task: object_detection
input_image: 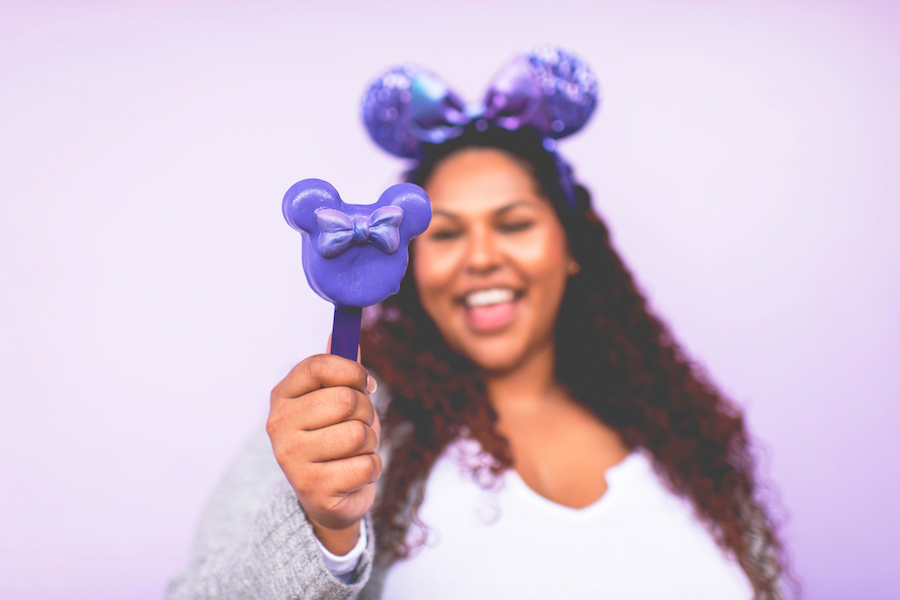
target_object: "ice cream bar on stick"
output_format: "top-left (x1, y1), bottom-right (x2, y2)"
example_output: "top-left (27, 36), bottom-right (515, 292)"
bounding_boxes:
top-left (282, 179), bottom-right (432, 360)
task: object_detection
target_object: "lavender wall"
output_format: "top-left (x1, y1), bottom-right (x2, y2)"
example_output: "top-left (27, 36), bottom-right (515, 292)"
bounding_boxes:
top-left (1, 1), bottom-right (897, 598)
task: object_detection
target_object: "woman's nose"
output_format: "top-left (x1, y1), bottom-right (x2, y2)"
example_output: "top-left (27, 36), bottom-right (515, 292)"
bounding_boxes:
top-left (465, 226), bottom-right (501, 275)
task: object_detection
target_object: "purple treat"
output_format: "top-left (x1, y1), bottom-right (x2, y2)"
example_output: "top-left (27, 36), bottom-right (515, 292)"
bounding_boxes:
top-left (282, 179), bottom-right (431, 359)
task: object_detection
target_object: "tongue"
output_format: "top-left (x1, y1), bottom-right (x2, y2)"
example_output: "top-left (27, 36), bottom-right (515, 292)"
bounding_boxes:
top-left (466, 301), bottom-right (516, 331)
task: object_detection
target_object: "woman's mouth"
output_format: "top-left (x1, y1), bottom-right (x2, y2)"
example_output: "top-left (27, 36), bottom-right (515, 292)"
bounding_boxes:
top-left (461, 287), bottom-right (520, 332)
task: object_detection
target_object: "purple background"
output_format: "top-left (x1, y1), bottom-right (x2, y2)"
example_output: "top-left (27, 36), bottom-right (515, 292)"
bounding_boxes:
top-left (1, 1), bottom-right (897, 598)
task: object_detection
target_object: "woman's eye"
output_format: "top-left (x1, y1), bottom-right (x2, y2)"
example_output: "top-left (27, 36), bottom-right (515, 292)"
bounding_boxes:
top-left (498, 221), bottom-right (534, 233)
top-left (429, 229), bottom-right (464, 241)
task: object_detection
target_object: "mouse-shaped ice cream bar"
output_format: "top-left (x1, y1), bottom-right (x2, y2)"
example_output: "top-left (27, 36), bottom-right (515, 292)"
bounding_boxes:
top-left (282, 179), bottom-right (431, 360)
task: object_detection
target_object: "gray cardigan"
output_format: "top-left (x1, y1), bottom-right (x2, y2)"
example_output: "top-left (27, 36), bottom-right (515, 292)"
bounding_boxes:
top-left (166, 429), bottom-right (386, 600)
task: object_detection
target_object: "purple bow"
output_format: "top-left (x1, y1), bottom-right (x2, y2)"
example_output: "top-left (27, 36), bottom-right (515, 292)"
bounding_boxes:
top-left (315, 206), bottom-right (403, 258)
top-left (362, 46), bottom-right (599, 159)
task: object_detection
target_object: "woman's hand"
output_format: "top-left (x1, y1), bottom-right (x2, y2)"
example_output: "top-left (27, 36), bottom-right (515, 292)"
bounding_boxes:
top-left (267, 354), bottom-right (381, 555)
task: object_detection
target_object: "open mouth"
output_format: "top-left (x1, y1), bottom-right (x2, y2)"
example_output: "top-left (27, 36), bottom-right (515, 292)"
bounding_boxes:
top-left (460, 287), bottom-right (520, 332)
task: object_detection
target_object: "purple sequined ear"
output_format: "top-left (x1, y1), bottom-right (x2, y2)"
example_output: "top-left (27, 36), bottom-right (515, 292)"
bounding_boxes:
top-left (282, 179), bottom-right (431, 308)
top-left (506, 46), bottom-right (599, 140)
top-left (362, 66), bottom-right (468, 159)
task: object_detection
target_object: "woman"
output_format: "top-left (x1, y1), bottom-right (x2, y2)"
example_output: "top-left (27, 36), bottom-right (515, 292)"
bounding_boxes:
top-left (168, 49), bottom-right (790, 599)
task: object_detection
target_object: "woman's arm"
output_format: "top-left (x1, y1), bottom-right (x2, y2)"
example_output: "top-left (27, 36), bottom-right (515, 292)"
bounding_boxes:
top-left (165, 428), bottom-right (375, 600)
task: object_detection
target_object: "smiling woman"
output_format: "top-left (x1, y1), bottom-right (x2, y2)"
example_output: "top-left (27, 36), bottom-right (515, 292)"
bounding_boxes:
top-left (167, 48), bottom-right (793, 600)
top-left (359, 124), bottom-right (787, 598)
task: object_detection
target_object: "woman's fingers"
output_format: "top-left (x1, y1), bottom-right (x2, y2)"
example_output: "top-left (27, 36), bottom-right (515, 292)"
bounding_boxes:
top-left (272, 353), bottom-right (370, 401)
top-left (305, 453), bottom-right (384, 495)
top-left (267, 389), bottom-right (378, 464)
top-left (301, 420), bottom-right (379, 462)
top-left (281, 386), bottom-right (376, 432)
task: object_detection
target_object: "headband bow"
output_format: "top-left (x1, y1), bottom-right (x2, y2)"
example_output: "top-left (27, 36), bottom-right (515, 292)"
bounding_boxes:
top-left (362, 46), bottom-right (599, 160)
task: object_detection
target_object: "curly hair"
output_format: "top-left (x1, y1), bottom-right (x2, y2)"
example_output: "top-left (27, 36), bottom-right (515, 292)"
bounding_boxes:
top-left (360, 125), bottom-right (793, 599)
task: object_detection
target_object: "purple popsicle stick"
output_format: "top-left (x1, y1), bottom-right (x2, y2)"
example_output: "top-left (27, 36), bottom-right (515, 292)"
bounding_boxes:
top-left (330, 306), bottom-right (362, 361)
top-left (282, 179), bottom-right (431, 360)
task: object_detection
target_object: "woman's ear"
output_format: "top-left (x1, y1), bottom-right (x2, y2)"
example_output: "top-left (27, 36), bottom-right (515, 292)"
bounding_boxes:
top-left (567, 257), bottom-right (581, 276)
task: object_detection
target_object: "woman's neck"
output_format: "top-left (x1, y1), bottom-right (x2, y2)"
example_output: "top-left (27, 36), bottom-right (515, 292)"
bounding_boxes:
top-left (485, 340), bottom-right (569, 419)
top-left (483, 337), bottom-right (630, 509)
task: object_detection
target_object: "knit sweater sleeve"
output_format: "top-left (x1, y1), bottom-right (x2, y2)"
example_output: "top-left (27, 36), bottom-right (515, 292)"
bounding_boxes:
top-left (166, 429), bottom-right (375, 600)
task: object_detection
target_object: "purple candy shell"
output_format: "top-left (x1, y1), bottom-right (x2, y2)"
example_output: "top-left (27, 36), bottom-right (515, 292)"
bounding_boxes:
top-left (282, 179), bottom-right (431, 308)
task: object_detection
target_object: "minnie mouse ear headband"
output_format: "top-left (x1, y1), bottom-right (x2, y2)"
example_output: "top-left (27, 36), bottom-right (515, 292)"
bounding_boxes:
top-left (362, 46), bottom-right (599, 210)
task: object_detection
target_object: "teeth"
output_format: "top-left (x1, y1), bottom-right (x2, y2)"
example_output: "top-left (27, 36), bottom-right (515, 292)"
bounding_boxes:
top-left (464, 288), bottom-right (515, 308)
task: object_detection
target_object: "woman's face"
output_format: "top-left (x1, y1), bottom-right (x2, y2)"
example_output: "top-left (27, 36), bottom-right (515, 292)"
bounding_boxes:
top-left (414, 147), bottom-right (577, 374)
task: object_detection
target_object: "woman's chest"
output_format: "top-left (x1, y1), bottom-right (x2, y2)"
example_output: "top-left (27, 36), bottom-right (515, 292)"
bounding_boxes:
top-left (379, 444), bottom-right (752, 600)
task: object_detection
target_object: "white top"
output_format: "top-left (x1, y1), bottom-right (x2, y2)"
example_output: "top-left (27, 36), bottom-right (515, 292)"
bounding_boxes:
top-left (379, 439), bottom-right (753, 599)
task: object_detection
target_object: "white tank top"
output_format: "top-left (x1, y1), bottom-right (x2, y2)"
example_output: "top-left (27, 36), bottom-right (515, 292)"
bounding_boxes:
top-left (381, 439), bottom-right (753, 599)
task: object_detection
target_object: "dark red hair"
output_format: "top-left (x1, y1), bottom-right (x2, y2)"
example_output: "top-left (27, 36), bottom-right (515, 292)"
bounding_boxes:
top-left (361, 126), bottom-right (793, 599)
